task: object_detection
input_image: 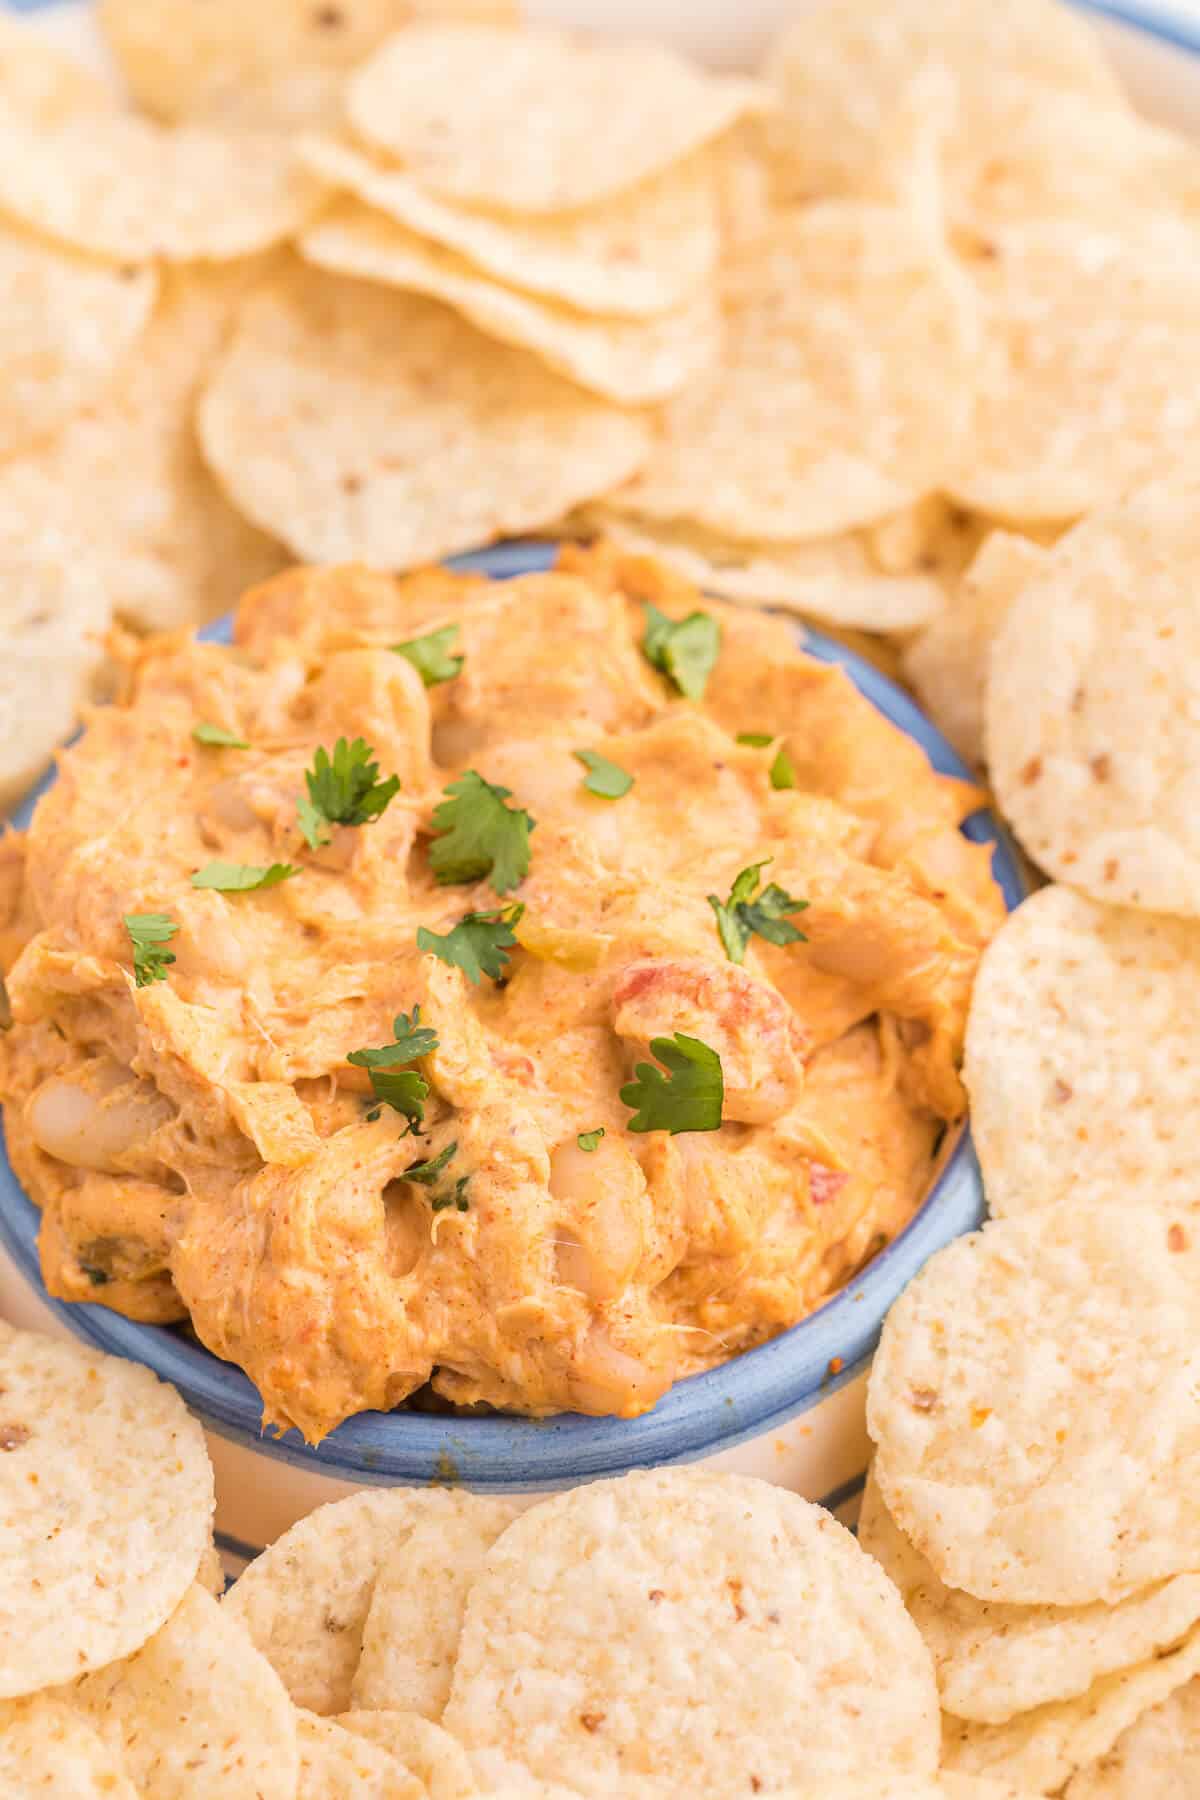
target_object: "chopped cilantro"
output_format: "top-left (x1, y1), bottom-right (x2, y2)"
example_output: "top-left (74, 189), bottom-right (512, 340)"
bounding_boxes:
top-left (298, 737), bottom-right (401, 848)
top-left (431, 1176), bottom-right (470, 1214)
top-left (417, 903), bottom-right (524, 986)
top-left (641, 602), bottom-right (721, 701)
top-left (427, 771), bottom-right (535, 894)
top-left (573, 749), bottom-right (634, 799)
top-left (736, 731), bottom-right (797, 791)
top-left (620, 1033), bottom-right (724, 1135)
top-left (770, 746), bottom-right (796, 790)
top-left (190, 861), bottom-right (298, 892)
top-left (348, 1006), bottom-right (437, 1129)
top-left (577, 1128), bottom-right (605, 1152)
top-left (403, 1141), bottom-right (457, 1185)
top-left (123, 912), bottom-right (178, 988)
top-left (708, 859), bottom-right (808, 964)
top-left (393, 624), bottom-right (464, 687)
top-left (192, 721), bottom-right (248, 749)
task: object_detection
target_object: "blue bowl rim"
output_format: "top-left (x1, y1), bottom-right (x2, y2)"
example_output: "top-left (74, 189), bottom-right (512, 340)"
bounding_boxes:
top-left (0, 539), bottom-right (1026, 1491)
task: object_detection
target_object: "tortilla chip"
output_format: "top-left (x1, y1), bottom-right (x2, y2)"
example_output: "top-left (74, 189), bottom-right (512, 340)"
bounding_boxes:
top-left (0, 221), bottom-right (156, 459)
top-left (443, 1468), bottom-right (940, 1791)
top-left (942, 1632), bottom-right (1200, 1795)
top-left (0, 553), bottom-right (111, 813)
top-left (0, 16), bottom-right (114, 121)
top-left (0, 260), bottom-right (286, 639)
top-left (0, 1695), bottom-right (138, 1799)
top-left (300, 200), bottom-right (719, 406)
top-left (97, 0), bottom-right (516, 125)
top-left (868, 1207), bottom-right (1200, 1607)
top-left (1065, 1676), bottom-right (1200, 1798)
top-left (296, 1712), bottom-right (426, 1798)
top-left (606, 201), bottom-right (980, 542)
top-left (860, 1467), bottom-right (1200, 1726)
top-left (351, 1501), bottom-right (522, 1719)
top-left (0, 1324), bottom-right (213, 1696)
top-left (223, 1487), bottom-right (522, 1717)
top-left (965, 886), bottom-right (1200, 1231)
top-left (77, 1583), bottom-right (298, 1800)
top-left (902, 530), bottom-right (1049, 771)
top-left (336, 1713), bottom-right (475, 1800)
top-left (761, 0), bottom-right (1125, 201)
top-left (299, 134), bottom-right (720, 319)
top-left (348, 24), bottom-right (763, 212)
top-left (0, 102), bottom-right (322, 263)
top-left (986, 477), bottom-right (1200, 914)
top-left (950, 223), bottom-right (1200, 524)
top-left (571, 509), bottom-right (944, 631)
top-left (197, 262), bottom-right (652, 568)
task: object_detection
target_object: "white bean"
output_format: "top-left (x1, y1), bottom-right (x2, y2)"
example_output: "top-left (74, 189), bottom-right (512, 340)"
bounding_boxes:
top-left (28, 1066), bottom-right (175, 1173)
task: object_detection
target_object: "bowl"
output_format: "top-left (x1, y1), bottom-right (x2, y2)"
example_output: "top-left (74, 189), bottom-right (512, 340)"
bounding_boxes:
top-left (0, 540), bottom-right (1025, 1550)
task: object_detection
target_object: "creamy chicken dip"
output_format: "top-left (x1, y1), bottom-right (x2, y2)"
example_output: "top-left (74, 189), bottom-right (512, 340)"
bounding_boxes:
top-left (0, 546), bottom-right (1004, 1439)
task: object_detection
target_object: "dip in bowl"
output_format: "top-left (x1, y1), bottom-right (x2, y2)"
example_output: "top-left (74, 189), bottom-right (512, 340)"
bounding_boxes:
top-left (0, 541), bottom-right (1023, 1528)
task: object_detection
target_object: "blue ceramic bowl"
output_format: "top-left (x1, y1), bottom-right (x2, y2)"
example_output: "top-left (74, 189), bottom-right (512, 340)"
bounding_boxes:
top-left (0, 541), bottom-right (1025, 1494)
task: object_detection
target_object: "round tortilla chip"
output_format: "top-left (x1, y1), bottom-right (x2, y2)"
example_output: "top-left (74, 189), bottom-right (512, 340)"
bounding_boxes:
top-left (762, 0), bottom-right (1125, 200)
top-left (986, 478), bottom-right (1200, 915)
top-left (197, 262), bottom-right (652, 569)
top-left (0, 104), bottom-right (322, 264)
top-left (0, 17), bottom-right (115, 122)
top-left (351, 1500), bottom-right (522, 1720)
top-left (0, 221), bottom-right (157, 459)
top-left (949, 224), bottom-right (1200, 524)
top-left (76, 1582), bottom-right (298, 1800)
top-left (941, 1631), bottom-right (1200, 1795)
top-left (347, 24), bottom-right (763, 213)
top-left (859, 1467), bottom-right (1200, 1725)
top-left (0, 260), bottom-right (286, 637)
top-left (296, 1711), bottom-right (425, 1799)
top-left (300, 201), bottom-right (720, 407)
top-left (945, 77), bottom-right (1200, 238)
top-left (1065, 1675), bottom-right (1200, 1798)
top-left (572, 508), bottom-right (944, 630)
top-left (965, 886), bottom-right (1200, 1228)
top-left (97, 0), bottom-right (516, 126)
top-left (868, 1206), bottom-right (1200, 1607)
top-left (902, 530), bottom-right (1050, 771)
top-left (606, 200), bottom-right (980, 543)
top-left (443, 1468), bottom-right (941, 1791)
top-left (298, 135), bottom-right (720, 320)
top-left (224, 1486), bottom-right (522, 1717)
top-left (0, 1695), bottom-right (138, 1799)
top-left (0, 552), bottom-right (111, 813)
top-left (0, 1324), bottom-right (213, 1696)
top-left (337, 1713), bottom-right (475, 1800)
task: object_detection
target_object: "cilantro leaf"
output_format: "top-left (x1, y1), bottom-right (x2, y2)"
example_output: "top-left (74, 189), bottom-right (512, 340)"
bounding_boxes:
top-left (123, 913), bottom-right (178, 988)
top-left (641, 603), bottom-right (721, 701)
top-left (299, 737), bottom-right (401, 848)
top-left (363, 1067), bottom-right (429, 1127)
top-left (577, 1128), bottom-right (605, 1152)
top-left (348, 1007), bottom-right (436, 1128)
top-left (620, 1033), bottom-right (724, 1135)
top-left (403, 1140), bottom-right (457, 1185)
top-left (735, 731), bottom-right (797, 791)
top-left (192, 721), bottom-right (248, 749)
top-left (770, 746), bottom-right (796, 790)
top-left (427, 771), bottom-right (535, 894)
top-left (191, 861), bottom-right (298, 892)
top-left (573, 749), bottom-right (633, 800)
top-left (347, 1005), bottom-right (439, 1070)
top-left (393, 624), bottom-right (464, 687)
top-left (708, 859), bottom-right (808, 964)
top-left (417, 903), bottom-right (524, 986)
top-left (431, 1176), bottom-right (470, 1214)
